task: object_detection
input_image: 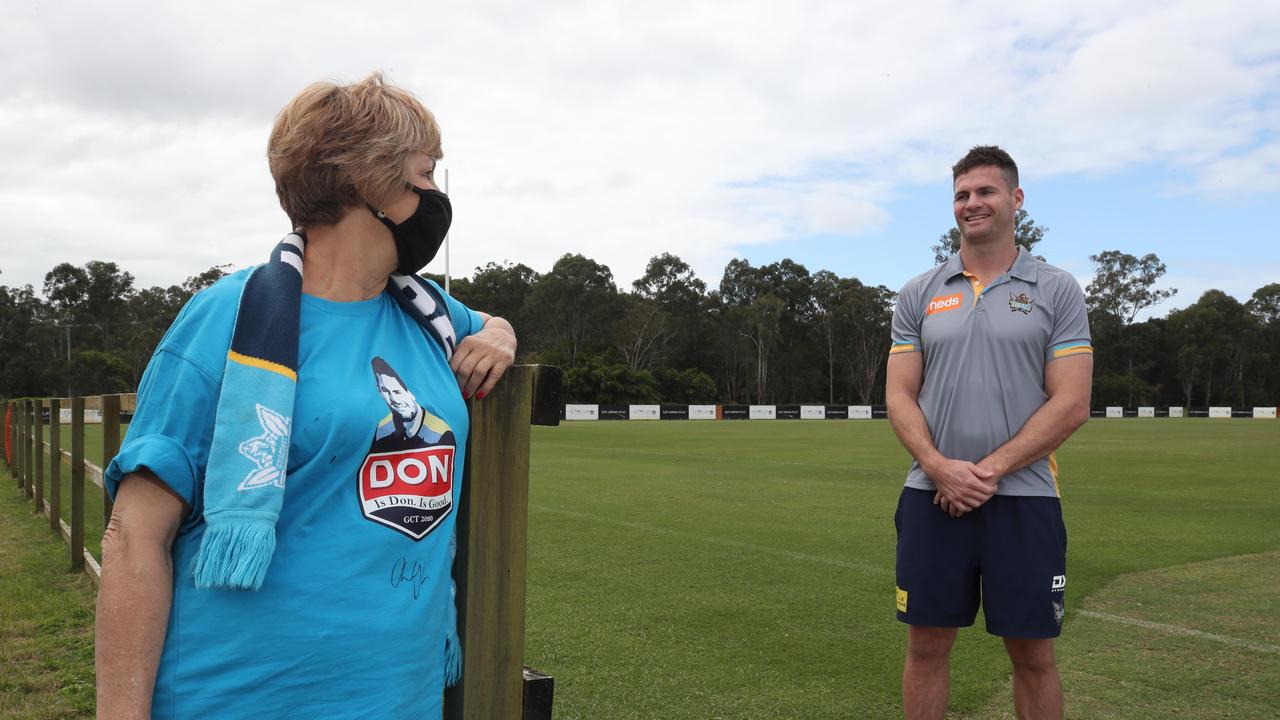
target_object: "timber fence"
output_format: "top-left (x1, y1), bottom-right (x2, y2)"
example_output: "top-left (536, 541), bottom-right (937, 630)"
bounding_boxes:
top-left (4, 394), bottom-right (124, 581)
top-left (2, 363), bottom-right (562, 720)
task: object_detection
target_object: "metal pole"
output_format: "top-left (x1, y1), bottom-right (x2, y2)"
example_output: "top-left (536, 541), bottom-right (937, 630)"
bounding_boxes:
top-left (444, 167), bottom-right (450, 294)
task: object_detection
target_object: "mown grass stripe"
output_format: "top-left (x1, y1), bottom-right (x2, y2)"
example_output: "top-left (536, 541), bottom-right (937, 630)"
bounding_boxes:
top-left (532, 503), bottom-right (893, 575)
top-left (1078, 609), bottom-right (1280, 654)
top-left (538, 441), bottom-right (903, 478)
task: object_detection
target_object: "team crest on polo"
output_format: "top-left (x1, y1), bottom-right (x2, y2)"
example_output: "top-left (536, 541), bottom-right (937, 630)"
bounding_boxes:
top-left (357, 357), bottom-right (457, 541)
top-left (1008, 292), bottom-right (1035, 314)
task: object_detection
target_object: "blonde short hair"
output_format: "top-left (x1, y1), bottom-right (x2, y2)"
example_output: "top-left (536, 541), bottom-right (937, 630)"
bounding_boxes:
top-left (267, 72), bottom-right (442, 227)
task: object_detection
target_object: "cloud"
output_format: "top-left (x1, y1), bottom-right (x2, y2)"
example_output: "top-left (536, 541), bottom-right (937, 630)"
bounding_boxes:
top-left (0, 0), bottom-right (1276, 299)
top-left (1195, 139), bottom-right (1280, 195)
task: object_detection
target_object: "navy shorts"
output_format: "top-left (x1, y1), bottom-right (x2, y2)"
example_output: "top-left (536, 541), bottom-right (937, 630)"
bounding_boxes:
top-left (894, 487), bottom-right (1067, 638)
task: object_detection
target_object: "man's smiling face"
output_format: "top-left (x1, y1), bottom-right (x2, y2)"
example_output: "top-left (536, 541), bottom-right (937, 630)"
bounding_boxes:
top-left (377, 374), bottom-right (417, 422)
top-left (953, 164), bottom-right (1023, 246)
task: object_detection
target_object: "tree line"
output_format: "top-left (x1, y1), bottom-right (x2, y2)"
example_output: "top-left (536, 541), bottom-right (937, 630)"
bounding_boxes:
top-left (2, 216), bottom-right (1277, 407)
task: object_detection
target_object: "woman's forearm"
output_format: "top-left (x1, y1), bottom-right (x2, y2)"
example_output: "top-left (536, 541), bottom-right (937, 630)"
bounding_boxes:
top-left (96, 472), bottom-right (184, 719)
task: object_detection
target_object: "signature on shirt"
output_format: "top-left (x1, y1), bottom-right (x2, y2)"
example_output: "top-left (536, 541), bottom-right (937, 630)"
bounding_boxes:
top-left (390, 556), bottom-right (429, 600)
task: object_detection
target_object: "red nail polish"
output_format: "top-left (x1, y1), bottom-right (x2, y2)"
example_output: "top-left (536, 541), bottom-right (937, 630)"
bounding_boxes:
top-left (462, 391), bottom-right (470, 400)
top-left (476, 391), bottom-right (486, 399)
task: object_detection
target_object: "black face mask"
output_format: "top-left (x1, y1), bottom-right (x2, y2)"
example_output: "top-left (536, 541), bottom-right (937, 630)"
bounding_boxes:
top-left (372, 187), bottom-right (452, 275)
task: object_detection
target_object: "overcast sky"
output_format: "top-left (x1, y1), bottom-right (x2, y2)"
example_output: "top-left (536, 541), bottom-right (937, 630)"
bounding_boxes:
top-left (2, 0), bottom-right (1277, 317)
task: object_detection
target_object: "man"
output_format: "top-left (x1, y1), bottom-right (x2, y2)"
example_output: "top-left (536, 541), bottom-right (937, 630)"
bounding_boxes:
top-left (886, 145), bottom-right (1093, 720)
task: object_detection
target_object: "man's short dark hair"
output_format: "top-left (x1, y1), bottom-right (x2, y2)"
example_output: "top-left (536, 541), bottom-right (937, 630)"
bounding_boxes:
top-left (371, 356), bottom-right (405, 388)
top-left (952, 145), bottom-right (1019, 190)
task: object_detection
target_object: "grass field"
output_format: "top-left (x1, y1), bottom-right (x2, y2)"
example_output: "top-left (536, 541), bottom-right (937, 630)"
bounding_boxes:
top-left (0, 473), bottom-right (96, 718)
top-left (3, 418), bottom-right (1278, 718)
top-left (521, 419), bottom-right (1279, 719)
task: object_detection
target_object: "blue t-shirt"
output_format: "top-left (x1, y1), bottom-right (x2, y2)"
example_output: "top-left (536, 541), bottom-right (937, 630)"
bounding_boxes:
top-left (106, 269), bottom-right (483, 719)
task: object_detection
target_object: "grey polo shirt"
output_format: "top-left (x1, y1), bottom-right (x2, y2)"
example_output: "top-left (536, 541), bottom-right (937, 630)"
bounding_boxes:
top-left (889, 247), bottom-right (1092, 497)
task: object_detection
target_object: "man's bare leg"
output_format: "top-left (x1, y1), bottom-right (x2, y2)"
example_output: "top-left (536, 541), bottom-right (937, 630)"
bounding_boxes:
top-left (1003, 637), bottom-right (1062, 720)
top-left (903, 626), bottom-right (957, 720)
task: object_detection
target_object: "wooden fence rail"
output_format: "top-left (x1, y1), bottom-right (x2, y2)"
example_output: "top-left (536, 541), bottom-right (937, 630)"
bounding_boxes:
top-left (3, 395), bottom-right (120, 583)
top-left (2, 363), bottom-right (560, 719)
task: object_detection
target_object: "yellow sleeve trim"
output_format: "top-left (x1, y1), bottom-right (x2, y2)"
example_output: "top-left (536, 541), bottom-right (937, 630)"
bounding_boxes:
top-left (227, 349), bottom-right (298, 381)
top-left (889, 343), bottom-right (917, 355)
top-left (1054, 345), bottom-right (1094, 359)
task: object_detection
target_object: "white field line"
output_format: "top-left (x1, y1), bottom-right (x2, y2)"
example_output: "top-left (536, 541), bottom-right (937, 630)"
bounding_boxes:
top-left (531, 504), bottom-right (893, 576)
top-left (538, 442), bottom-right (903, 479)
top-left (1077, 609), bottom-right (1280, 655)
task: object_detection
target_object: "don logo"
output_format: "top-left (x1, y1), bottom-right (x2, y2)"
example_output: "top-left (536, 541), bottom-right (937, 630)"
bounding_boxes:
top-left (357, 356), bottom-right (459, 541)
top-left (358, 447), bottom-right (455, 540)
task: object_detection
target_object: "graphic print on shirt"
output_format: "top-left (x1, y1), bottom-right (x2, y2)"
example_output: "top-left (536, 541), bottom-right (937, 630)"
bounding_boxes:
top-left (357, 356), bottom-right (456, 541)
top-left (1008, 292), bottom-right (1036, 315)
top-left (926, 293), bottom-right (963, 315)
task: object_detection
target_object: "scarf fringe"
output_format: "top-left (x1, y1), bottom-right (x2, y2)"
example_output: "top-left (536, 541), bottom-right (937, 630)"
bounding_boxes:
top-left (192, 520), bottom-right (277, 590)
top-left (444, 578), bottom-right (462, 686)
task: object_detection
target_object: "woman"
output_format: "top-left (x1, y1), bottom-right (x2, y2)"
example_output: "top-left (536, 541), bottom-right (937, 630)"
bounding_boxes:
top-left (96, 73), bottom-right (516, 719)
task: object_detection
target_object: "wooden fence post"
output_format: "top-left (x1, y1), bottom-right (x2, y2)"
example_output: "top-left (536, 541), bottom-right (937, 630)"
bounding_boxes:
top-left (5, 401), bottom-right (11, 476)
top-left (11, 400), bottom-right (21, 488)
top-left (33, 399), bottom-right (45, 514)
top-left (15, 401), bottom-right (24, 490)
top-left (444, 364), bottom-right (561, 720)
top-left (5, 401), bottom-right (12, 477)
top-left (7, 401), bottom-right (16, 480)
top-left (10, 401), bottom-right (16, 486)
top-left (71, 397), bottom-right (85, 572)
top-left (49, 398), bottom-right (61, 534)
top-left (23, 400), bottom-right (34, 499)
top-left (4, 401), bottom-right (11, 478)
top-left (102, 394), bottom-right (121, 526)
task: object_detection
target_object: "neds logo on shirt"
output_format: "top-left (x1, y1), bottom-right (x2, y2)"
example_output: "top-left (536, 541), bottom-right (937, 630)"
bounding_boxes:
top-left (358, 356), bottom-right (457, 541)
top-left (926, 293), bottom-right (963, 315)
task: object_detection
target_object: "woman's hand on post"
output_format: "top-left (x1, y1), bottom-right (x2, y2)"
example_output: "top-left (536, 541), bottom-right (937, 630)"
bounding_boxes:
top-left (450, 314), bottom-right (517, 399)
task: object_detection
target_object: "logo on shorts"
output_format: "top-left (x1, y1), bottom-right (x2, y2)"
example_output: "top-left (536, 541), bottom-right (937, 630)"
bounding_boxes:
top-left (896, 587), bottom-right (909, 613)
top-left (926, 293), bottom-right (963, 315)
top-left (1051, 574), bottom-right (1066, 592)
top-left (1009, 292), bottom-right (1035, 315)
top-left (1052, 601), bottom-right (1065, 626)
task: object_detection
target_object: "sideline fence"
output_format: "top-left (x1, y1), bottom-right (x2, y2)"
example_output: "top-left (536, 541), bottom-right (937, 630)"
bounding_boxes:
top-left (2, 363), bottom-right (562, 720)
top-left (5, 395), bottom-right (116, 580)
top-left (557, 403), bottom-right (1280, 421)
